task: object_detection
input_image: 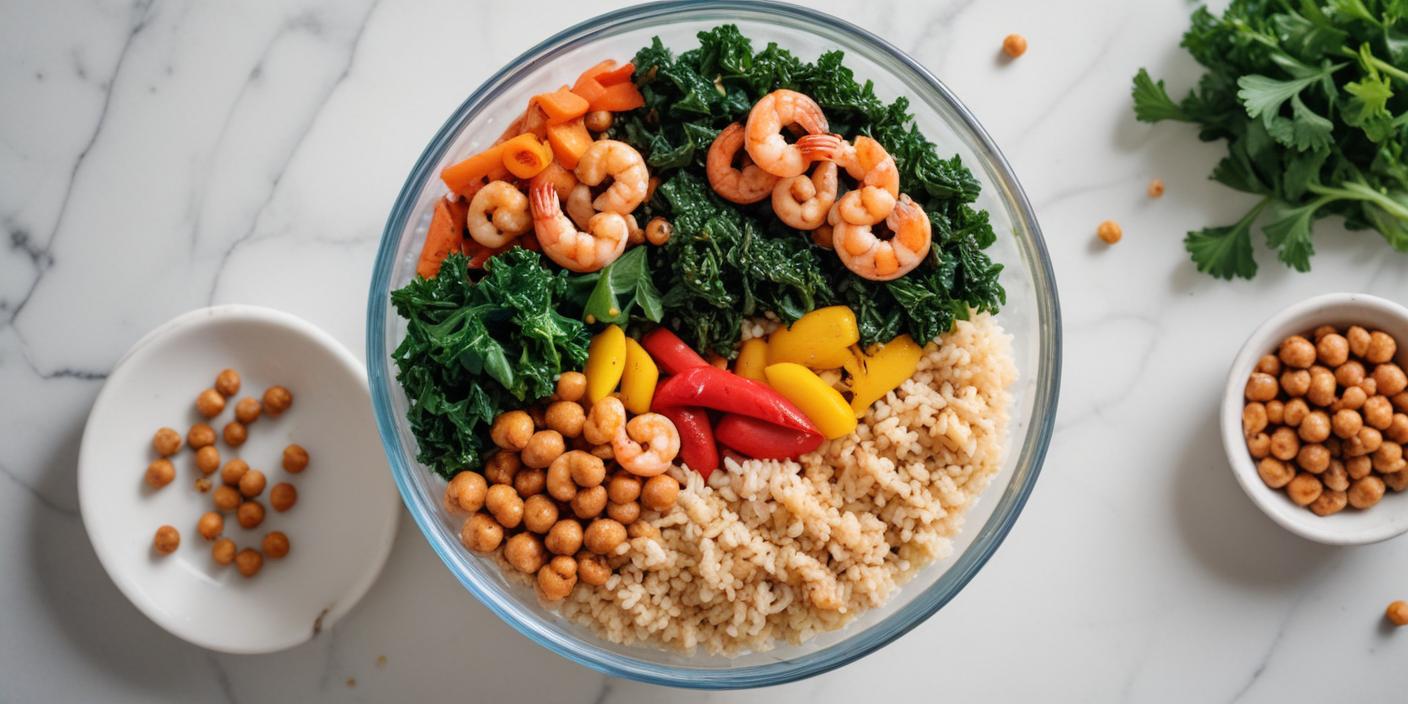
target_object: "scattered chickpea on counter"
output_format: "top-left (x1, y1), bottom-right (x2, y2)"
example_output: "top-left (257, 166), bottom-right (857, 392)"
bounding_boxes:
top-left (1388, 600), bottom-right (1408, 627)
top-left (1097, 220), bottom-right (1122, 245)
top-left (1001, 33), bottom-right (1027, 59)
top-left (1147, 179), bottom-right (1164, 198)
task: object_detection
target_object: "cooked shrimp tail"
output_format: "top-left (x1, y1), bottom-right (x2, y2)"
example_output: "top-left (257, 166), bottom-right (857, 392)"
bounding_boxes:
top-left (529, 180), bottom-right (629, 273)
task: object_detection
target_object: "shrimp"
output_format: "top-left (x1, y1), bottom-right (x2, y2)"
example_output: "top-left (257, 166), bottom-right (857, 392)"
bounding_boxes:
top-left (744, 89), bottom-right (830, 178)
top-left (529, 180), bottom-right (628, 273)
top-left (466, 180), bottom-right (532, 248)
top-left (797, 134), bottom-right (899, 224)
top-left (771, 161), bottom-right (837, 231)
top-left (707, 122), bottom-right (778, 204)
top-left (833, 194), bottom-right (932, 281)
top-left (574, 140), bottom-right (649, 215)
top-left (583, 397), bottom-right (626, 445)
top-left (569, 179), bottom-right (644, 245)
top-left (612, 413), bottom-right (680, 477)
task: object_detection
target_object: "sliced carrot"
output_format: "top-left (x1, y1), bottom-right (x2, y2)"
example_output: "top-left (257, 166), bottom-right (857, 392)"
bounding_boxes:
top-left (595, 62), bottom-right (634, 86)
top-left (572, 60), bottom-right (618, 93)
top-left (587, 82), bottom-right (645, 112)
top-left (546, 118), bottom-right (592, 169)
top-left (441, 144), bottom-right (509, 197)
top-left (499, 133), bottom-right (553, 179)
top-left (417, 197), bottom-right (468, 279)
top-left (532, 87), bottom-right (590, 126)
top-left (570, 77), bottom-right (608, 107)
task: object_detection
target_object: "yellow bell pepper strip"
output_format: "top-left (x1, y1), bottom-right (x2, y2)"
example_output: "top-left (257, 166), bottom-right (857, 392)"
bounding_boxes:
top-left (766, 305), bottom-right (860, 370)
top-left (619, 337), bottom-right (659, 414)
top-left (499, 133), bottom-right (553, 179)
top-left (733, 338), bottom-right (769, 383)
top-left (846, 335), bottom-right (923, 417)
top-left (584, 325), bottom-right (627, 403)
top-left (764, 363), bottom-right (857, 440)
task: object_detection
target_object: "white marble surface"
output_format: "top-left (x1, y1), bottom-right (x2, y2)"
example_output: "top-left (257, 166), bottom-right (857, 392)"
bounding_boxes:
top-left (4, 0), bottom-right (1408, 701)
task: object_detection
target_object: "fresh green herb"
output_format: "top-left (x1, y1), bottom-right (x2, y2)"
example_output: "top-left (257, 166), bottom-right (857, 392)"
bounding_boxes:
top-left (1133, 0), bottom-right (1408, 279)
top-left (391, 250), bottom-right (589, 477)
top-left (570, 246), bottom-right (665, 326)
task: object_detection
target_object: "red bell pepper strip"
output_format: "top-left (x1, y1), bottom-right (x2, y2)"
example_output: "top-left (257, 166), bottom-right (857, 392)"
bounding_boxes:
top-left (657, 406), bottom-right (718, 478)
top-left (715, 414), bottom-right (824, 459)
top-left (640, 328), bottom-right (710, 375)
top-left (652, 366), bottom-right (820, 436)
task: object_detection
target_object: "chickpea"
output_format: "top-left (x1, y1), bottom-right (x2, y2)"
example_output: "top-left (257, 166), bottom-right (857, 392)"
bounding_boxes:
top-left (1298, 411), bottom-right (1330, 443)
top-left (555, 372), bottom-right (587, 403)
top-left (236, 501), bottom-right (265, 529)
top-left (1336, 360), bottom-right (1366, 388)
top-left (187, 423), bottom-right (216, 449)
top-left (1283, 398), bottom-right (1310, 427)
top-left (195, 445), bottom-right (221, 475)
top-left (1001, 33), bottom-right (1028, 58)
top-left (641, 475), bottom-right (680, 512)
top-left (1254, 354), bottom-right (1282, 376)
top-left (153, 525), bottom-right (180, 554)
top-left (1147, 179), bottom-right (1165, 198)
top-left (1373, 441), bottom-right (1405, 473)
top-left (221, 458), bottom-right (248, 486)
top-left (1389, 413), bottom-right (1408, 444)
top-left (1374, 364), bottom-right (1408, 396)
top-left (1322, 460), bottom-right (1350, 491)
top-left (213, 485), bottom-right (241, 512)
top-left (1347, 454), bottom-right (1373, 480)
top-left (222, 422), bottom-right (247, 448)
top-left (485, 484), bottom-right (524, 529)
top-left (197, 512), bottom-right (223, 540)
top-left (235, 548), bottom-right (263, 578)
top-left (238, 469), bottom-right (266, 498)
top-left (589, 443), bottom-right (614, 461)
top-left (1315, 333), bottom-right (1350, 367)
top-left (607, 474), bottom-right (641, 504)
top-left (1312, 325), bottom-right (1339, 341)
top-left (1306, 367), bottom-right (1336, 407)
top-left (461, 513), bottom-right (504, 553)
top-left (1364, 395), bottom-right (1394, 430)
top-left (545, 401), bottom-right (586, 439)
top-left (1279, 335), bottom-right (1317, 369)
top-left (572, 485), bottom-right (608, 519)
top-left (196, 388), bottom-right (226, 418)
top-left (504, 533), bottom-right (546, 574)
top-left (229, 398), bottom-right (259, 425)
top-left (282, 444), bottom-right (309, 473)
top-left (1332, 409), bottom-right (1363, 439)
top-left (548, 451), bottom-right (598, 502)
top-left (1265, 400), bottom-right (1285, 425)
top-left (627, 520), bottom-right (660, 542)
top-left (584, 518), bottom-right (627, 555)
top-left (484, 451), bottom-right (521, 485)
top-left (1245, 373), bottom-right (1277, 402)
top-left (545, 519), bottom-right (584, 555)
top-left (1394, 391), bottom-right (1408, 412)
top-left (1360, 426), bottom-right (1384, 455)
top-left (522, 430), bottom-right (566, 469)
top-left (523, 494), bottom-right (559, 534)
top-left (1327, 435), bottom-right (1343, 458)
top-left (1286, 473), bottom-right (1323, 506)
top-left (1308, 489), bottom-right (1347, 517)
top-left (1347, 325), bottom-right (1372, 358)
top-left (262, 385), bottom-right (293, 415)
top-left (1280, 369), bottom-right (1311, 398)
top-left (607, 500), bottom-right (641, 525)
top-left (262, 531), bottom-right (290, 559)
top-left (1361, 378), bottom-right (1379, 396)
top-left (577, 551), bottom-right (612, 586)
top-left (1367, 331), bottom-right (1398, 364)
top-left (536, 555), bottom-right (578, 601)
top-left (1349, 475), bottom-right (1387, 509)
top-left (1242, 403), bottom-right (1268, 436)
top-left (570, 455), bottom-right (606, 488)
top-left (1387, 601), bottom-right (1408, 627)
top-left (270, 482), bottom-right (298, 512)
top-left (215, 368), bottom-right (241, 397)
top-left (514, 467), bottom-right (546, 497)
top-left (1269, 427), bottom-right (1300, 461)
top-left (152, 427), bottom-right (182, 456)
top-left (1335, 385), bottom-right (1367, 412)
top-left (1296, 443), bottom-right (1330, 474)
top-left (645, 217), bottom-right (673, 246)
top-left (145, 459), bottom-right (176, 489)
top-left (1385, 468), bottom-right (1408, 492)
top-left (212, 538), bottom-right (236, 565)
top-left (491, 410), bottom-right (534, 451)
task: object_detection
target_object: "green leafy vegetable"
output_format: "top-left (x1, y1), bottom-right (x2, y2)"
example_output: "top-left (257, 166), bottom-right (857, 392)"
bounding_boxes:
top-left (1132, 1), bottom-right (1408, 278)
top-left (572, 246), bottom-right (664, 326)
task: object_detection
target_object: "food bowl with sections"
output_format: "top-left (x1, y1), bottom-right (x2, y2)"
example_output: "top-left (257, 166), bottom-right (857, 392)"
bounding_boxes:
top-left (367, 0), bottom-right (1059, 689)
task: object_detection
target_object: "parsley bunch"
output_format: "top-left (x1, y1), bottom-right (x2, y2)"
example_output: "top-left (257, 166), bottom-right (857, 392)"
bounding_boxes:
top-left (1133, 0), bottom-right (1408, 279)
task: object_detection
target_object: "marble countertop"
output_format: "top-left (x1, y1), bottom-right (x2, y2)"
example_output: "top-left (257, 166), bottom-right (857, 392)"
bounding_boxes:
top-left (5, 0), bottom-right (1408, 701)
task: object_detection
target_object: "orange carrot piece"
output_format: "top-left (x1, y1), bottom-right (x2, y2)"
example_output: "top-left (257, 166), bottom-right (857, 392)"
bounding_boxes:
top-left (587, 81), bottom-right (645, 112)
top-left (499, 133), bottom-right (553, 179)
top-left (570, 78), bottom-right (608, 106)
top-left (441, 144), bottom-right (509, 197)
top-left (546, 118), bottom-right (592, 169)
top-left (417, 197), bottom-right (467, 279)
top-left (572, 60), bottom-right (617, 92)
top-left (533, 87), bottom-right (590, 125)
top-left (595, 62), bottom-right (634, 86)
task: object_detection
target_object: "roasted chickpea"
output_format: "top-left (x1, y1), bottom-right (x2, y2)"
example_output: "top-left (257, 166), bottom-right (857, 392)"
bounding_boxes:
top-left (262, 385), bottom-right (293, 415)
top-left (548, 451), bottom-right (597, 502)
top-left (555, 372), bottom-right (587, 403)
top-left (1332, 409), bottom-right (1363, 439)
top-left (1361, 378), bottom-right (1379, 396)
top-left (1298, 411), bottom-right (1331, 443)
top-left (222, 422), bottom-right (247, 448)
top-left (607, 474), bottom-right (641, 504)
top-left (145, 459), bottom-right (176, 488)
top-left (1283, 398), bottom-right (1310, 427)
top-left (545, 401), bottom-right (586, 439)
top-left (1286, 473), bottom-right (1323, 506)
top-left (607, 500), bottom-right (641, 524)
top-left (1309, 489), bottom-right (1347, 517)
top-left (1316, 333), bottom-right (1350, 367)
top-left (1280, 369), bottom-right (1311, 398)
top-left (1265, 400), bottom-right (1285, 425)
top-left (1349, 475), bottom-right (1387, 509)
top-left (213, 485), bottom-right (241, 512)
top-left (1335, 385), bottom-right (1368, 412)
top-left (1296, 443), bottom-right (1330, 473)
top-left (461, 513), bottom-right (504, 553)
top-left (215, 368), bottom-right (241, 397)
top-left (1387, 601), bottom-right (1408, 626)
top-left (645, 217), bottom-right (673, 246)
top-left (514, 467), bottom-right (546, 497)
top-left (1347, 325), bottom-right (1372, 357)
top-left (1358, 427), bottom-right (1384, 455)
top-left (262, 531), bottom-right (290, 559)
top-left (1245, 373), bottom-right (1278, 402)
top-left (153, 525), bottom-right (180, 554)
top-left (270, 482), bottom-right (298, 512)
top-left (1367, 331), bottom-right (1398, 364)
top-left (152, 427), bottom-right (182, 456)
top-left (282, 443), bottom-right (309, 473)
top-left (1269, 427), bottom-right (1300, 461)
top-left (230, 397), bottom-right (259, 425)
top-left (577, 551), bottom-right (612, 586)
top-left (1336, 360), bottom-right (1366, 388)
top-left (187, 423), bottom-right (216, 449)
top-left (570, 455), bottom-right (606, 488)
top-left (238, 469), bottom-right (266, 498)
top-left (572, 485), bottom-right (608, 519)
top-left (1323, 460), bottom-right (1350, 491)
top-left (1254, 354), bottom-right (1282, 376)
top-left (491, 410), bottom-right (534, 451)
top-left (1373, 441), bottom-right (1405, 473)
top-left (221, 458), bottom-right (248, 486)
top-left (197, 511), bottom-right (223, 540)
top-left (545, 519), bottom-right (584, 555)
top-left (1374, 364), bottom-right (1408, 397)
top-left (236, 501), bottom-right (265, 529)
top-left (484, 451), bottom-right (521, 485)
top-left (641, 475), bottom-right (680, 512)
top-left (523, 494), bottom-right (559, 534)
top-left (195, 445), bottom-right (221, 475)
top-left (1389, 413), bottom-right (1408, 444)
top-left (485, 484), bottom-right (524, 529)
top-left (522, 430), bottom-right (566, 469)
top-left (583, 109), bottom-right (613, 133)
top-left (1364, 395), bottom-right (1394, 430)
top-left (196, 388), bottom-right (226, 418)
top-left (1242, 403), bottom-right (1268, 436)
top-left (212, 538), bottom-right (236, 565)
top-left (235, 548), bottom-right (263, 577)
top-left (1394, 391), bottom-right (1408, 412)
top-left (536, 555), bottom-right (578, 601)
top-left (627, 520), bottom-right (660, 542)
top-left (584, 518), bottom-right (627, 555)
top-left (504, 533), bottom-right (547, 574)
top-left (1279, 335), bottom-right (1316, 369)
top-left (1385, 468), bottom-right (1408, 492)
top-left (1258, 458), bottom-right (1295, 489)
top-left (1347, 454), bottom-right (1373, 480)
top-left (589, 443), bottom-right (613, 461)
top-left (1002, 33), bottom-right (1028, 58)
top-left (1306, 367), bottom-right (1336, 407)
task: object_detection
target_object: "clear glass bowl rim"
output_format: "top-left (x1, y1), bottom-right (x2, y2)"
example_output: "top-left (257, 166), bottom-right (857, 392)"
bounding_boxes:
top-left (366, 0), bottom-right (1061, 689)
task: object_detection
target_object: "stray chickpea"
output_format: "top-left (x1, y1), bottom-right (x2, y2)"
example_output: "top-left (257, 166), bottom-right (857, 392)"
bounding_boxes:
top-left (491, 410), bottom-right (535, 451)
top-left (583, 518), bottom-right (627, 555)
top-left (545, 519), bottom-right (584, 555)
top-left (270, 482), bottom-right (298, 512)
top-left (1367, 331), bottom-right (1398, 364)
top-left (238, 469), bottom-right (266, 498)
top-left (196, 388), bottom-right (226, 418)
top-left (523, 494), bottom-right (559, 534)
top-left (1322, 460), bottom-right (1350, 491)
top-left (233, 397), bottom-right (261, 425)
top-left (1001, 33), bottom-right (1028, 58)
top-left (1387, 601), bottom-right (1408, 626)
top-left (1296, 443), bottom-right (1330, 473)
top-left (545, 401), bottom-right (586, 439)
top-left (607, 474), bottom-right (641, 504)
top-left (607, 500), bottom-right (641, 525)
top-left (1308, 489), bottom-right (1348, 517)
top-left (577, 551), bottom-right (612, 586)
top-left (514, 467), bottom-right (546, 497)
top-left (1364, 395), bottom-right (1394, 430)
top-left (145, 459), bottom-right (176, 489)
top-left (536, 555), bottom-right (578, 601)
top-left (197, 512), bottom-right (223, 540)
top-left (1385, 468), bottom-right (1408, 492)
top-left (153, 525), bottom-right (180, 554)
top-left (1336, 361), bottom-right (1366, 388)
top-left (236, 501), bottom-right (265, 529)
top-left (215, 368), bottom-right (241, 397)
top-left (1315, 333), bottom-right (1350, 367)
top-left (187, 423), bottom-right (216, 449)
top-left (555, 372), bottom-right (587, 403)
top-left (1245, 373), bottom-right (1277, 402)
top-left (1374, 364), bottom-right (1408, 397)
top-left (282, 444), bottom-right (309, 473)
top-left (485, 484), bottom-right (524, 529)
top-left (1269, 427), bottom-right (1300, 461)
top-left (1349, 475), bottom-right (1387, 509)
top-left (645, 217), bottom-right (673, 246)
top-left (221, 458), bottom-right (249, 486)
top-left (195, 445), bottom-right (221, 475)
top-left (213, 485), bottom-right (241, 512)
top-left (1347, 325), bottom-right (1372, 358)
top-left (1373, 441), bottom-right (1405, 473)
top-left (1283, 398), bottom-right (1310, 427)
top-left (1254, 355), bottom-right (1282, 376)
top-left (572, 485), bottom-right (608, 519)
top-left (1147, 179), bottom-right (1164, 198)
top-left (1265, 400), bottom-right (1285, 425)
top-left (1336, 385), bottom-right (1368, 412)
top-left (235, 548), bottom-right (263, 577)
top-left (1279, 335), bottom-right (1317, 369)
top-left (484, 451), bottom-right (521, 485)
top-left (1280, 369), bottom-right (1311, 398)
top-left (262, 385), bottom-right (293, 415)
top-left (1332, 409), bottom-right (1364, 439)
top-left (583, 109), bottom-right (613, 133)
top-left (504, 533), bottom-right (547, 574)
top-left (1347, 455), bottom-right (1373, 479)
top-left (1298, 411), bottom-right (1331, 443)
top-left (262, 531), bottom-right (290, 559)
top-left (1243, 403), bottom-right (1268, 436)
top-left (212, 538), bottom-right (236, 565)
top-left (1286, 473), bottom-right (1323, 507)
top-left (1389, 413), bottom-right (1408, 444)
top-left (1306, 367), bottom-right (1336, 407)
top-left (1096, 219), bottom-right (1122, 244)
top-left (222, 422), bottom-right (247, 448)
top-left (641, 475), bottom-right (680, 512)
top-left (522, 430), bottom-right (566, 469)
top-left (152, 427), bottom-right (182, 456)
top-left (462, 513), bottom-right (504, 553)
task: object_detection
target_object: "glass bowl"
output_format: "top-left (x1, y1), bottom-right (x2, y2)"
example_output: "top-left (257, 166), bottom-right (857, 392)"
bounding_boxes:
top-left (366, 0), bottom-right (1060, 689)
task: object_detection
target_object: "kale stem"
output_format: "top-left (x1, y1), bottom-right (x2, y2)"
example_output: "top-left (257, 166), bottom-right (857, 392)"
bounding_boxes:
top-left (1309, 181), bottom-right (1408, 221)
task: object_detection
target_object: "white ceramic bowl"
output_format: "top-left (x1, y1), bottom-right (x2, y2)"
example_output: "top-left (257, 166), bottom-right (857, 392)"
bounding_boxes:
top-left (79, 305), bottom-right (399, 653)
top-left (1222, 293), bottom-right (1408, 545)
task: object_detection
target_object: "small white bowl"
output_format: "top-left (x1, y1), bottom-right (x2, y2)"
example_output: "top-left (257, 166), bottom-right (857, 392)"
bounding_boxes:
top-left (1223, 293), bottom-right (1408, 545)
top-left (79, 305), bottom-right (399, 653)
